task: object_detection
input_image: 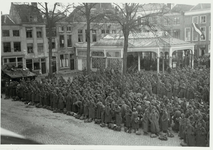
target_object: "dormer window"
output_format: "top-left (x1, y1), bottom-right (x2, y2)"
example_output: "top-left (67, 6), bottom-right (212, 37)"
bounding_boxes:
top-left (29, 16), bottom-right (37, 22)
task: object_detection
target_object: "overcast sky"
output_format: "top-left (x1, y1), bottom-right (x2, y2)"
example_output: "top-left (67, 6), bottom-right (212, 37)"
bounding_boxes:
top-left (0, 1), bottom-right (209, 15)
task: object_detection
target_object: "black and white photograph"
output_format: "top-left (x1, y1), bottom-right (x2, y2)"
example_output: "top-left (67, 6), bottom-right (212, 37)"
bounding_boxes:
top-left (0, 0), bottom-right (212, 149)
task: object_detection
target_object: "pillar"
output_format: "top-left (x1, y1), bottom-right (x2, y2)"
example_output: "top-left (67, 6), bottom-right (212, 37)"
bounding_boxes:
top-left (157, 48), bottom-right (160, 74)
top-left (138, 52), bottom-right (141, 71)
top-left (169, 48), bottom-right (172, 68)
top-left (157, 57), bottom-right (160, 74)
top-left (191, 47), bottom-right (194, 69)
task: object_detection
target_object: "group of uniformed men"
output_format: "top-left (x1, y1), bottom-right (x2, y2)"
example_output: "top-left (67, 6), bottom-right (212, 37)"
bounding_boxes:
top-left (4, 66), bottom-right (209, 147)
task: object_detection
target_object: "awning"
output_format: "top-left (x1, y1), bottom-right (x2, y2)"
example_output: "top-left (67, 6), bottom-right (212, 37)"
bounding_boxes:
top-left (2, 69), bottom-right (36, 79)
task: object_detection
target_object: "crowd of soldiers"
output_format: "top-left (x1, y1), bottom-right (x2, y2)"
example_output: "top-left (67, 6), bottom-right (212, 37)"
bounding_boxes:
top-left (4, 66), bottom-right (210, 147)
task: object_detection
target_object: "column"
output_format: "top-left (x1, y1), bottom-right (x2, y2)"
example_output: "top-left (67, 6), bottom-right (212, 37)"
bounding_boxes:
top-left (169, 48), bottom-right (172, 68)
top-left (191, 47), bottom-right (194, 69)
top-left (138, 52), bottom-right (141, 71)
top-left (157, 48), bottom-right (160, 74)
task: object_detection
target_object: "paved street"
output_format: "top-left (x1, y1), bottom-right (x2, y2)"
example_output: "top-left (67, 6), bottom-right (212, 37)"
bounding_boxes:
top-left (1, 94), bottom-right (181, 146)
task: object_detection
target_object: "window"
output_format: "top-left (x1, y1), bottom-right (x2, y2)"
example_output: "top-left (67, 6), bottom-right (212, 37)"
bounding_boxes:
top-left (36, 27), bottom-right (42, 38)
top-left (17, 57), bottom-right (23, 68)
top-left (200, 15), bottom-right (206, 24)
top-left (34, 58), bottom-right (40, 70)
top-left (185, 27), bottom-right (191, 41)
top-left (59, 35), bottom-right (64, 47)
top-left (106, 30), bottom-right (110, 34)
top-left (4, 58), bottom-right (7, 64)
top-left (78, 29), bottom-right (83, 42)
top-left (13, 30), bottom-right (19, 36)
top-left (174, 17), bottom-right (180, 25)
top-left (67, 35), bottom-right (72, 47)
top-left (3, 42), bottom-right (11, 52)
top-left (101, 30), bottom-right (105, 34)
top-left (26, 59), bottom-right (33, 71)
top-left (200, 26), bottom-right (206, 41)
top-left (92, 30), bottom-right (97, 42)
top-left (60, 54), bottom-right (68, 67)
top-left (59, 26), bottom-right (64, 32)
top-left (173, 29), bottom-right (180, 39)
top-left (27, 43), bottom-right (33, 53)
top-left (14, 42), bottom-right (21, 52)
top-left (192, 16), bottom-right (198, 23)
top-left (37, 43), bottom-right (44, 53)
top-left (192, 27), bottom-right (198, 41)
top-left (52, 39), bottom-right (55, 49)
top-left (112, 30), bottom-right (116, 34)
top-left (67, 26), bottom-right (72, 32)
top-left (29, 16), bottom-right (37, 22)
top-left (2, 30), bottom-right (10, 37)
top-left (26, 27), bottom-right (33, 38)
top-left (9, 58), bottom-right (16, 67)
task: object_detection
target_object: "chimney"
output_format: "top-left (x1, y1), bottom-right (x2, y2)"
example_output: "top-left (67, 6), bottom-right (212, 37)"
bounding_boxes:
top-left (31, 2), bottom-right (37, 8)
top-left (167, 3), bottom-right (172, 9)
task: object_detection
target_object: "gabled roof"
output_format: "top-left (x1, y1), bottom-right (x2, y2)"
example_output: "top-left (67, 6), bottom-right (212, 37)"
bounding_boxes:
top-left (1, 14), bottom-right (15, 25)
top-left (190, 3), bottom-right (211, 11)
top-left (11, 3), bottom-right (43, 23)
top-left (171, 4), bottom-right (194, 13)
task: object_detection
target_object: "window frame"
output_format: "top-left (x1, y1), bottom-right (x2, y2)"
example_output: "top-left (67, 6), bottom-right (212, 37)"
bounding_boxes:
top-left (36, 27), bottom-right (42, 38)
top-left (59, 26), bottom-right (64, 32)
top-left (26, 27), bottom-right (33, 38)
top-left (13, 42), bottom-right (21, 52)
top-left (192, 27), bottom-right (198, 41)
top-left (37, 43), bottom-right (44, 53)
top-left (78, 29), bottom-right (83, 42)
top-left (67, 34), bottom-right (72, 47)
top-left (59, 35), bottom-right (65, 48)
top-left (3, 42), bottom-right (11, 53)
top-left (67, 26), bottom-right (72, 32)
top-left (185, 27), bottom-right (191, 42)
top-left (174, 17), bottom-right (180, 25)
top-left (200, 26), bottom-right (206, 41)
top-left (60, 54), bottom-right (69, 68)
top-left (27, 43), bottom-right (34, 53)
top-left (13, 30), bottom-right (20, 37)
top-left (2, 30), bottom-right (10, 37)
top-left (200, 15), bottom-right (207, 24)
top-left (192, 16), bottom-right (198, 24)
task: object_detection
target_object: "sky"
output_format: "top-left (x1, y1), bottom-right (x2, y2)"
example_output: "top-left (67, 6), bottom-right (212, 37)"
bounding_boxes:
top-left (0, 1), bottom-right (205, 15)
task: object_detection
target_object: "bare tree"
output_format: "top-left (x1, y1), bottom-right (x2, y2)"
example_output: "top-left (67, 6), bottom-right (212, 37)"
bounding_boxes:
top-left (72, 3), bottom-right (111, 74)
top-left (38, 2), bottom-right (72, 77)
top-left (107, 3), bottom-right (170, 74)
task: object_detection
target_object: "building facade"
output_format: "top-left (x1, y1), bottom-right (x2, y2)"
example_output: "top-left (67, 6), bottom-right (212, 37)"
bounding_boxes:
top-left (184, 4), bottom-right (211, 57)
top-left (1, 3), bottom-right (49, 74)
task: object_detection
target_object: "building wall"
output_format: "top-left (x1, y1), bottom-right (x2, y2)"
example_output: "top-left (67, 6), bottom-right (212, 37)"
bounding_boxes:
top-left (54, 21), bottom-right (121, 73)
top-left (2, 24), bottom-right (26, 68)
top-left (1, 23), bottom-right (49, 74)
top-left (184, 10), bottom-right (211, 57)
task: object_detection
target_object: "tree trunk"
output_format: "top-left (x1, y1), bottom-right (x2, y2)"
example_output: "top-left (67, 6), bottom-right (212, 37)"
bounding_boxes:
top-left (86, 5), bottom-right (91, 74)
top-left (123, 32), bottom-right (129, 74)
